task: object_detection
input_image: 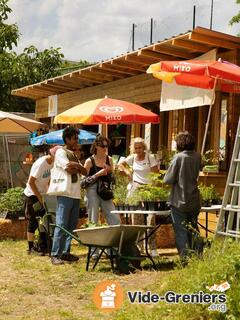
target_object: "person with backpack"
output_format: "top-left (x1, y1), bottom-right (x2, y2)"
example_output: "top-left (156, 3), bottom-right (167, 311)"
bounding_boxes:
top-left (24, 145), bottom-right (61, 255)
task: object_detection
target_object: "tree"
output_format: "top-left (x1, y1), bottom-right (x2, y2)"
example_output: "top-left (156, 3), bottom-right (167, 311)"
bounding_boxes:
top-left (0, 0), bottom-right (64, 112)
top-left (229, 0), bottom-right (240, 27)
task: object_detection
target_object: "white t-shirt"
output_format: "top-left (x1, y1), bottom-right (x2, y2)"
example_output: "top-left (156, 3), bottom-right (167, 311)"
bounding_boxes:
top-left (53, 148), bottom-right (81, 199)
top-left (120, 153), bottom-right (157, 184)
top-left (24, 156), bottom-right (53, 197)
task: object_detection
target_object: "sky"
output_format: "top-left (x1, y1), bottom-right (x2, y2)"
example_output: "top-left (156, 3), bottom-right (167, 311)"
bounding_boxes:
top-left (7, 0), bottom-right (240, 63)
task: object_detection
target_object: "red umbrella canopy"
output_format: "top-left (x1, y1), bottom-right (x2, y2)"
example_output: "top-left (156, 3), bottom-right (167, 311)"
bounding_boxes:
top-left (54, 98), bottom-right (159, 125)
top-left (147, 59), bottom-right (240, 92)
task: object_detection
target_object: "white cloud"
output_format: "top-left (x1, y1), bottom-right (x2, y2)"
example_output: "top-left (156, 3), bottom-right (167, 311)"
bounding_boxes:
top-left (7, 0), bottom-right (240, 62)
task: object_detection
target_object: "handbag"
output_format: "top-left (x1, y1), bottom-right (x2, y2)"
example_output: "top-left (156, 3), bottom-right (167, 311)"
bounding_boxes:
top-left (97, 179), bottom-right (114, 201)
top-left (47, 166), bottom-right (71, 196)
top-left (80, 156), bottom-right (98, 189)
top-left (90, 156), bottom-right (114, 200)
top-left (80, 175), bottom-right (97, 189)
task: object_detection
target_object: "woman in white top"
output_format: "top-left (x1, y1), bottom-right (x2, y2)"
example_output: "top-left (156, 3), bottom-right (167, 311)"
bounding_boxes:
top-left (118, 137), bottom-right (159, 256)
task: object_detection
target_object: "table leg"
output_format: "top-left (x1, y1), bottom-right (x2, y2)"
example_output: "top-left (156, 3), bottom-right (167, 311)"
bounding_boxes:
top-left (205, 211), bottom-right (208, 238)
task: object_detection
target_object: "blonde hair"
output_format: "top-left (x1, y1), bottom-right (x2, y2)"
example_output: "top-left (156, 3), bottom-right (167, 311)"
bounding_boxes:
top-left (130, 137), bottom-right (148, 154)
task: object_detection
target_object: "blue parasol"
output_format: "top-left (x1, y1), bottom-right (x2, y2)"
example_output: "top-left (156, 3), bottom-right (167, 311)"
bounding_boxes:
top-left (30, 129), bottom-right (97, 146)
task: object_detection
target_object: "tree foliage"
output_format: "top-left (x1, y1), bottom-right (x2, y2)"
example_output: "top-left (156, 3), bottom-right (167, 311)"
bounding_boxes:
top-left (0, 0), bottom-right (92, 113)
top-left (229, 0), bottom-right (240, 26)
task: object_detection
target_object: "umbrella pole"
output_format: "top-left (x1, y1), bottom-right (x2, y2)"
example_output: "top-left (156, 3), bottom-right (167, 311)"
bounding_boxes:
top-left (2, 136), bottom-right (9, 189)
top-left (5, 135), bottom-right (13, 187)
top-left (201, 79), bottom-right (217, 155)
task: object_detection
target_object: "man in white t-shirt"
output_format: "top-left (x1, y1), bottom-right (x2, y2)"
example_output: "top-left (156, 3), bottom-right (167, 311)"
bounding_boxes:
top-left (24, 145), bottom-right (61, 255)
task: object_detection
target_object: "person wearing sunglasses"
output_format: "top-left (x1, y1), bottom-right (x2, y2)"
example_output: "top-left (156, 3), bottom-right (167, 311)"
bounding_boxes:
top-left (83, 134), bottom-right (120, 257)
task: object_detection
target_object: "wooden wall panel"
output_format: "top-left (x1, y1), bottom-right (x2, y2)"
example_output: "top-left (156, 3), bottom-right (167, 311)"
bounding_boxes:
top-left (36, 74), bottom-right (162, 120)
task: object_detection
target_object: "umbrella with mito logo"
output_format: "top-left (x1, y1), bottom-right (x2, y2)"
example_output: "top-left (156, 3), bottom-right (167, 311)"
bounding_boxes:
top-left (53, 98), bottom-right (159, 125)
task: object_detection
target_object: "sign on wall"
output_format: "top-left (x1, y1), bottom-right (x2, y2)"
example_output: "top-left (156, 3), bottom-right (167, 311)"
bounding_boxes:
top-left (48, 95), bottom-right (58, 117)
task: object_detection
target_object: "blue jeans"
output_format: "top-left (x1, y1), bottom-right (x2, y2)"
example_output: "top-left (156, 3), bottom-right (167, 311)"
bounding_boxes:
top-left (171, 206), bottom-right (199, 258)
top-left (51, 196), bottom-right (80, 257)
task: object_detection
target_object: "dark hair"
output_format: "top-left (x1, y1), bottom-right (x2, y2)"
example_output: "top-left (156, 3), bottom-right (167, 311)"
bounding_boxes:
top-left (90, 134), bottom-right (111, 154)
top-left (62, 126), bottom-right (79, 144)
top-left (175, 131), bottom-right (195, 152)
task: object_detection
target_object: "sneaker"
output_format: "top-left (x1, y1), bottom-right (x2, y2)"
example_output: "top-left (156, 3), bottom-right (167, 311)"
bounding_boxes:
top-left (27, 247), bottom-right (38, 255)
top-left (150, 249), bottom-right (159, 257)
top-left (92, 253), bottom-right (99, 261)
top-left (61, 253), bottom-right (79, 262)
top-left (51, 256), bottom-right (65, 265)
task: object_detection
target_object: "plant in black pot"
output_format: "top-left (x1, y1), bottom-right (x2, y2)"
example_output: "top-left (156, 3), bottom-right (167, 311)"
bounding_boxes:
top-left (135, 184), bottom-right (170, 211)
top-left (0, 187), bottom-right (25, 219)
top-left (135, 187), bottom-right (152, 210)
top-left (113, 171), bottom-right (128, 210)
top-left (127, 193), bottom-right (141, 211)
top-left (199, 183), bottom-right (217, 207)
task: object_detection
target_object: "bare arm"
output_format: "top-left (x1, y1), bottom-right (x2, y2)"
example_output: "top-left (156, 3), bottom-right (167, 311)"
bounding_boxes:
top-left (151, 165), bottom-right (159, 173)
top-left (84, 158), bottom-right (107, 178)
top-left (28, 176), bottom-right (42, 204)
top-left (117, 161), bottom-right (132, 180)
top-left (66, 161), bottom-right (87, 176)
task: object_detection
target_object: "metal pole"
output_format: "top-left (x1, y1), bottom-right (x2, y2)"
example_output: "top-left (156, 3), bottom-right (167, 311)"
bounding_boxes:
top-left (2, 135), bottom-right (9, 188)
top-left (132, 23), bottom-right (135, 51)
top-left (193, 5), bottom-right (196, 29)
top-left (201, 78), bottom-right (217, 155)
top-left (5, 135), bottom-right (13, 187)
top-left (150, 18), bottom-right (153, 44)
top-left (210, 0), bottom-right (214, 30)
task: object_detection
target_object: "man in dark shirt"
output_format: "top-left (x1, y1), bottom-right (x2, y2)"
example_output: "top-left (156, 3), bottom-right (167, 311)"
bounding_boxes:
top-left (164, 132), bottom-right (201, 262)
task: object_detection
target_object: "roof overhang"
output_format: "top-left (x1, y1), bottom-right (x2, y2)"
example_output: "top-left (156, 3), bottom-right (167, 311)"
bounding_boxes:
top-left (12, 27), bottom-right (240, 100)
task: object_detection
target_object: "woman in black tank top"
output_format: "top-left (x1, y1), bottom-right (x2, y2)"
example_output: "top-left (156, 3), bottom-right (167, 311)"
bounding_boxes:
top-left (83, 135), bottom-right (120, 229)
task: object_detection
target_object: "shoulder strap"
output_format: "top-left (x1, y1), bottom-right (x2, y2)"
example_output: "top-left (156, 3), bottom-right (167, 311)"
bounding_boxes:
top-left (147, 154), bottom-right (151, 167)
top-left (64, 148), bottom-right (78, 162)
top-left (90, 156), bottom-right (98, 174)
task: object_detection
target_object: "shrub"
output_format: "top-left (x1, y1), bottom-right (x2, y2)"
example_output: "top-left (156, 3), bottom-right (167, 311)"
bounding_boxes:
top-left (0, 187), bottom-right (24, 212)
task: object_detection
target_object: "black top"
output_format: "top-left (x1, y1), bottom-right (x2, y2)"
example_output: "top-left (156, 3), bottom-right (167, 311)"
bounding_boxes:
top-left (89, 156), bottom-right (112, 183)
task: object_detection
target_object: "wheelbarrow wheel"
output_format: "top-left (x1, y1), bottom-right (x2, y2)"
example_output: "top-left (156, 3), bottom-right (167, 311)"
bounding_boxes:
top-left (116, 256), bottom-right (131, 275)
top-left (122, 244), bottom-right (141, 269)
top-left (116, 244), bottom-right (142, 274)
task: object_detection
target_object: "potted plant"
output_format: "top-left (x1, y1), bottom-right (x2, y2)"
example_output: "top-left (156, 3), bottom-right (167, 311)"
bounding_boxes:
top-left (199, 183), bottom-right (218, 207)
top-left (202, 149), bottom-right (224, 173)
top-left (157, 147), bottom-right (177, 170)
top-left (113, 171), bottom-right (128, 210)
top-left (0, 187), bottom-right (25, 219)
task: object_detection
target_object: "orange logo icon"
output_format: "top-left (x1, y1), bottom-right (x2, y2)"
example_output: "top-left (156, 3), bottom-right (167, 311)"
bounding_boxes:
top-left (93, 280), bottom-right (124, 313)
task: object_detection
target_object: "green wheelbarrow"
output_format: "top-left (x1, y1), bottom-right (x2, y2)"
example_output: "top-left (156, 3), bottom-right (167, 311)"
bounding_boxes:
top-left (54, 224), bottom-right (154, 274)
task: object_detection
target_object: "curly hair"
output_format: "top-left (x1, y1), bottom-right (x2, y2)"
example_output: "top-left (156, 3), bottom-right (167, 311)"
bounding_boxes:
top-left (90, 134), bottom-right (111, 154)
top-left (130, 137), bottom-right (147, 154)
top-left (62, 126), bottom-right (79, 144)
top-left (175, 131), bottom-right (195, 152)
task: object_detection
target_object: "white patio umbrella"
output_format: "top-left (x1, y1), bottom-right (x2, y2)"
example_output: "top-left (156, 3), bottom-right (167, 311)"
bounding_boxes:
top-left (0, 110), bottom-right (46, 133)
top-left (0, 111), bottom-right (47, 187)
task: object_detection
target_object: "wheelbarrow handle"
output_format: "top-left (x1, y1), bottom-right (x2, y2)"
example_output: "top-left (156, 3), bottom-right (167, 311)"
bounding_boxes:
top-left (50, 223), bottom-right (81, 243)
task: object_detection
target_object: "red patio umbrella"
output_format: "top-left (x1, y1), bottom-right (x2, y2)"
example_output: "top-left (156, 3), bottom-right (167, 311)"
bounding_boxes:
top-left (147, 59), bottom-right (240, 153)
top-left (147, 59), bottom-right (240, 91)
top-left (54, 97), bottom-right (159, 125)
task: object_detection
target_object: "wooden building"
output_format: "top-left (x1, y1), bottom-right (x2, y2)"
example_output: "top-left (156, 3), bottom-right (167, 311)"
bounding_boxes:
top-left (12, 27), bottom-right (240, 194)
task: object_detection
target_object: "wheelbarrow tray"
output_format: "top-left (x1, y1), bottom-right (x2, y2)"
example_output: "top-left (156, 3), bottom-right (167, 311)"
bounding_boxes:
top-left (74, 224), bottom-right (152, 247)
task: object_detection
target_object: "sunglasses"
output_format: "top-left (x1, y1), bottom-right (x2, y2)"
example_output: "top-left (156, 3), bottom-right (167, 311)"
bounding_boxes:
top-left (97, 143), bottom-right (108, 148)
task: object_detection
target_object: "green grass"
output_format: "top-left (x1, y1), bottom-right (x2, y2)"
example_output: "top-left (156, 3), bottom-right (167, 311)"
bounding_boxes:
top-left (0, 238), bottom-right (239, 319)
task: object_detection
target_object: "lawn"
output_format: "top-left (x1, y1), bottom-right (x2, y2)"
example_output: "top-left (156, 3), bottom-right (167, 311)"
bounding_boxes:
top-left (0, 238), bottom-right (239, 320)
